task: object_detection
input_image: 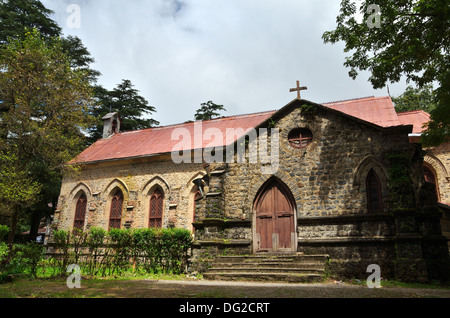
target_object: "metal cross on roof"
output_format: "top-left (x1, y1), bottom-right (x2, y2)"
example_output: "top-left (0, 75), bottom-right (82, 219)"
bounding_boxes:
top-left (290, 80), bottom-right (307, 99)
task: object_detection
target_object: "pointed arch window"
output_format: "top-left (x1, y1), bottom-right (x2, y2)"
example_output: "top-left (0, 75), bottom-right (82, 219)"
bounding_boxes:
top-left (366, 169), bottom-right (383, 213)
top-left (149, 189), bottom-right (164, 228)
top-left (423, 165), bottom-right (440, 201)
top-left (109, 190), bottom-right (124, 229)
top-left (74, 193), bottom-right (87, 231)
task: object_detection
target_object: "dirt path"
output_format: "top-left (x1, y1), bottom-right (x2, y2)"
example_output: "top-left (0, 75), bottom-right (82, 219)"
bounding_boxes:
top-left (138, 279), bottom-right (450, 298)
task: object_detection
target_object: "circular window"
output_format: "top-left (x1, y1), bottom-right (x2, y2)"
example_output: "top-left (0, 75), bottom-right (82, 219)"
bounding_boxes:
top-left (288, 128), bottom-right (313, 149)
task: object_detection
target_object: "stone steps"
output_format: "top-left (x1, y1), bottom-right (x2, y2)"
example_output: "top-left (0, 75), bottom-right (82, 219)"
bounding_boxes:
top-left (203, 253), bottom-right (329, 283)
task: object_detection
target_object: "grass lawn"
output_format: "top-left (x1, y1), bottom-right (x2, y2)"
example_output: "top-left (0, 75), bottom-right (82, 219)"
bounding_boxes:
top-left (0, 275), bottom-right (449, 298)
top-left (0, 274), bottom-right (193, 298)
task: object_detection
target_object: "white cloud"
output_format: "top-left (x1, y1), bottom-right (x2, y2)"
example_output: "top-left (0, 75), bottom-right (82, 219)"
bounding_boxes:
top-left (42, 0), bottom-right (408, 126)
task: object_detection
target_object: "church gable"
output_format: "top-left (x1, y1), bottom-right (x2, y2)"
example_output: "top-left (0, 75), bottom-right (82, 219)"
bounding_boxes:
top-left (220, 97), bottom-right (416, 223)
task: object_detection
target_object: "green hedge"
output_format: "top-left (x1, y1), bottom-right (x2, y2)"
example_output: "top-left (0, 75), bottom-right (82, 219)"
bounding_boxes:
top-left (51, 227), bottom-right (193, 276)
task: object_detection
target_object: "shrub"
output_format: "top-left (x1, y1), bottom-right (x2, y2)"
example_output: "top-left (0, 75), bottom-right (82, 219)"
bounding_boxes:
top-left (52, 230), bottom-right (70, 274)
top-left (19, 242), bottom-right (45, 278)
top-left (130, 227), bottom-right (158, 272)
top-left (0, 225), bottom-right (9, 242)
top-left (108, 228), bottom-right (133, 275)
top-left (31, 227), bottom-right (194, 278)
top-left (86, 227), bottom-right (107, 276)
top-left (0, 242), bottom-right (8, 266)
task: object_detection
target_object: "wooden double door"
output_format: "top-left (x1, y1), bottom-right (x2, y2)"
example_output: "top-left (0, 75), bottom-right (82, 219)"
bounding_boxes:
top-left (254, 178), bottom-right (296, 253)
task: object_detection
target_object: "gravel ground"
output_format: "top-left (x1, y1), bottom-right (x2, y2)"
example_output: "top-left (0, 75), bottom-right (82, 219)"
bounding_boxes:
top-left (2, 277), bottom-right (447, 315)
top-left (146, 278), bottom-right (450, 298)
top-left (122, 279), bottom-right (449, 315)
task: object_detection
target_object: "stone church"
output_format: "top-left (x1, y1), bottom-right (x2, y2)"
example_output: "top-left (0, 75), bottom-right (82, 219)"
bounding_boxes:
top-left (52, 87), bottom-right (450, 282)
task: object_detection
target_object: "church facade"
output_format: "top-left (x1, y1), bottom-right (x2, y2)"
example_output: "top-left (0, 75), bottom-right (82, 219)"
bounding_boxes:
top-left (52, 95), bottom-right (449, 282)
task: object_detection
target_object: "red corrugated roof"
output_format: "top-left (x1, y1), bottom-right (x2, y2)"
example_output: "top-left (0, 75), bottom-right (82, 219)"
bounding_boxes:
top-left (72, 96), bottom-right (423, 165)
top-left (323, 96), bottom-right (403, 128)
top-left (71, 110), bottom-right (276, 164)
top-left (397, 110), bottom-right (430, 134)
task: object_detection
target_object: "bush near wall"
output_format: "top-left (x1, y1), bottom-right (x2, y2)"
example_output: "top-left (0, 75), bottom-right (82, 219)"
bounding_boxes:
top-left (50, 227), bottom-right (193, 277)
top-left (0, 225), bottom-right (47, 282)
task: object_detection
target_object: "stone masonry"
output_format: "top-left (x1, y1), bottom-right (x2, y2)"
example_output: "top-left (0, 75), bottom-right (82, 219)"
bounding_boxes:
top-left (55, 154), bottom-right (205, 232)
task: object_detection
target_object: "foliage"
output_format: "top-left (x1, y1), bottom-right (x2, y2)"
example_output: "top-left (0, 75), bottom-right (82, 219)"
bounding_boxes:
top-left (385, 151), bottom-right (415, 210)
top-left (17, 242), bottom-right (44, 278)
top-left (60, 35), bottom-right (101, 84)
top-left (0, 0), bottom-right (61, 44)
top-left (0, 150), bottom-right (41, 207)
top-left (0, 0), bottom-right (101, 241)
top-left (0, 29), bottom-right (95, 244)
top-left (108, 228), bottom-right (133, 275)
top-left (0, 242), bottom-right (44, 282)
top-left (323, 0), bottom-right (450, 146)
top-left (392, 84), bottom-right (437, 113)
top-left (0, 227), bottom-right (10, 273)
top-left (195, 101), bottom-right (226, 121)
top-left (52, 229), bottom-right (72, 275)
top-left (300, 103), bottom-right (316, 114)
top-left (47, 227), bottom-right (193, 278)
top-left (0, 0), bottom-right (99, 83)
top-left (87, 80), bottom-right (160, 143)
top-left (0, 225), bottom-right (10, 242)
top-left (0, 243), bottom-right (8, 266)
top-left (85, 227), bottom-right (107, 275)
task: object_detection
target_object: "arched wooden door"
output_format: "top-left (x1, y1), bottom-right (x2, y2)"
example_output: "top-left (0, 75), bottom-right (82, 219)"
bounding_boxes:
top-left (254, 178), bottom-right (296, 253)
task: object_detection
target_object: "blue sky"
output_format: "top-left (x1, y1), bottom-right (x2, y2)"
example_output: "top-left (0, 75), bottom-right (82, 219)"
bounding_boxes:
top-left (42, 0), bottom-right (409, 126)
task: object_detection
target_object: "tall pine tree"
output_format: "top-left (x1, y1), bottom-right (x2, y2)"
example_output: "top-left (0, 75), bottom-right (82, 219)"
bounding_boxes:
top-left (0, 0), bottom-right (61, 44)
top-left (195, 101), bottom-right (226, 121)
top-left (88, 80), bottom-right (159, 142)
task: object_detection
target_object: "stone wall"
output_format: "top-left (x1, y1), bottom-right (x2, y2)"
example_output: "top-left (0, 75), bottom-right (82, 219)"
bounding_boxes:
top-left (55, 154), bottom-right (204, 232)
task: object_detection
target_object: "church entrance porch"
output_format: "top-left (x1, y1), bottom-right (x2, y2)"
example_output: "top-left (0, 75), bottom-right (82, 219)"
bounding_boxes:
top-left (253, 178), bottom-right (297, 254)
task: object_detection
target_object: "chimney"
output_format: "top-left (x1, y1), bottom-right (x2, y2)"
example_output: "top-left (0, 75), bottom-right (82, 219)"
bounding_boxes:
top-left (102, 112), bottom-right (121, 139)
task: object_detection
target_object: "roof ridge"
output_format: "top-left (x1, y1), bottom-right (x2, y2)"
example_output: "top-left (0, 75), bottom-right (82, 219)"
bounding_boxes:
top-left (322, 96), bottom-right (385, 104)
top-left (115, 109), bottom-right (278, 136)
top-left (396, 109), bottom-right (430, 115)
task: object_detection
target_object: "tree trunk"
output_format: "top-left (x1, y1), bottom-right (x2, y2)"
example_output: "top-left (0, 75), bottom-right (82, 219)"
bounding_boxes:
top-left (29, 209), bottom-right (42, 241)
top-left (7, 205), bottom-right (20, 261)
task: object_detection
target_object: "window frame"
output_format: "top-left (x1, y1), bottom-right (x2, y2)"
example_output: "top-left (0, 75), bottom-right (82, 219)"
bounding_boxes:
top-left (366, 169), bottom-right (383, 213)
top-left (149, 188), bottom-right (164, 228)
top-left (109, 190), bottom-right (124, 230)
top-left (74, 193), bottom-right (87, 231)
top-left (288, 128), bottom-right (313, 150)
